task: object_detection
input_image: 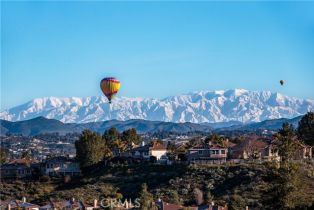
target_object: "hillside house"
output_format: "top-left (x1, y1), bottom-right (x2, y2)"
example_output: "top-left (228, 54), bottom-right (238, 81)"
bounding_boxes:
top-left (156, 200), bottom-right (197, 210)
top-left (187, 143), bottom-right (228, 163)
top-left (0, 198), bottom-right (39, 210)
top-left (124, 141), bottom-right (168, 161)
top-left (39, 199), bottom-right (96, 210)
top-left (230, 137), bottom-right (279, 161)
top-left (41, 156), bottom-right (81, 177)
top-left (0, 159), bottom-right (37, 179)
top-left (294, 142), bottom-right (312, 160)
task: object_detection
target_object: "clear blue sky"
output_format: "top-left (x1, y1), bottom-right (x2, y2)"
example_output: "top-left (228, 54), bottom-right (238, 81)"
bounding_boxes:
top-left (1, 1), bottom-right (314, 109)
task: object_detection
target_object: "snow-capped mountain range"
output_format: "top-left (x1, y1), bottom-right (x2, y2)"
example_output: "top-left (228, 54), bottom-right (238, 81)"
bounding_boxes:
top-left (1, 89), bottom-right (313, 124)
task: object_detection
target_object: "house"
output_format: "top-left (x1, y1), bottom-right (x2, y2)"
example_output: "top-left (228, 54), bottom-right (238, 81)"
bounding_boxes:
top-left (187, 143), bottom-right (228, 163)
top-left (200, 203), bottom-right (228, 210)
top-left (41, 156), bottom-right (81, 177)
top-left (0, 198), bottom-right (39, 210)
top-left (295, 142), bottom-right (312, 160)
top-left (156, 200), bottom-right (197, 210)
top-left (124, 141), bottom-right (168, 161)
top-left (0, 159), bottom-right (37, 179)
top-left (230, 137), bottom-right (279, 161)
top-left (39, 199), bottom-right (96, 210)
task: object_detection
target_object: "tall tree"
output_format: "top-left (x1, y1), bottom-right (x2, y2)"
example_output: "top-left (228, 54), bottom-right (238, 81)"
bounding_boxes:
top-left (0, 148), bottom-right (8, 164)
top-left (263, 123), bottom-right (312, 209)
top-left (121, 128), bottom-right (141, 145)
top-left (297, 111), bottom-right (314, 146)
top-left (263, 162), bottom-right (311, 210)
top-left (103, 127), bottom-right (128, 155)
top-left (274, 123), bottom-right (298, 162)
top-left (103, 127), bottom-right (120, 143)
top-left (138, 183), bottom-right (156, 210)
top-left (75, 130), bottom-right (106, 168)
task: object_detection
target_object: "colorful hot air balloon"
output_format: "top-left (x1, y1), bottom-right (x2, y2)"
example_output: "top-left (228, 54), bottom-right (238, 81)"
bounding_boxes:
top-left (100, 77), bottom-right (121, 103)
top-left (280, 80), bottom-right (284, 86)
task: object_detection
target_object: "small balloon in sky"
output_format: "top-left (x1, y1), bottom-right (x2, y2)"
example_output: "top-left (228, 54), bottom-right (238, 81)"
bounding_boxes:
top-left (100, 77), bottom-right (121, 103)
top-left (279, 80), bottom-right (284, 86)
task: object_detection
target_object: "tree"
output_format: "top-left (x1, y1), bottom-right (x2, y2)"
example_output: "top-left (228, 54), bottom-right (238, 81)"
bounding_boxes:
top-left (228, 194), bottom-right (246, 210)
top-left (166, 141), bottom-right (177, 161)
top-left (204, 191), bottom-right (214, 203)
top-left (205, 134), bottom-right (228, 147)
top-left (193, 188), bottom-right (203, 205)
top-left (168, 190), bottom-right (181, 205)
top-left (244, 140), bottom-right (263, 160)
top-left (297, 112), bottom-right (314, 146)
top-left (21, 151), bottom-right (32, 160)
top-left (274, 123), bottom-right (298, 162)
top-left (263, 162), bottom-right (311, 210)
top-left (0, 148), bottom-right (8, 164)
top-left (121, 128), bottom-right (141, 145)
top-left (103, 127), bottom-right (120, 143)
top-left (138, 183), bottom-right (156, 210)
top-left (75, 130), bottom-right (106, 168)
top-left (263, 123), bottom-right (312, 209)
top-left (103, 127), bottom-right (128, 154)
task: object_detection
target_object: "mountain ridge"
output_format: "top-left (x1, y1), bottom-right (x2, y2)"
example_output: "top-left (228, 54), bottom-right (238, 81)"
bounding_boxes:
top-left (0, 115), bottom-right (303, 136)
top-left (1, 89), bottom-right (313, 124)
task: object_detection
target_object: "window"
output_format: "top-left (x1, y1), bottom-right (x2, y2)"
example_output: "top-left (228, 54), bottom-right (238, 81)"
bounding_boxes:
top-left (198, 150), bottom-right (203, 155)
top-left (221, 150), bottom-right (225, 154)
top-left (211, 150), bottom-right (219, 154)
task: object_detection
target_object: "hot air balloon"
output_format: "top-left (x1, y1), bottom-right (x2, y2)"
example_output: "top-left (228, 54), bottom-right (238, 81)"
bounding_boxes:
top-left (100, 77), bottom-right (121, 103)
top-left (280, 80), bottom-right (284, 86)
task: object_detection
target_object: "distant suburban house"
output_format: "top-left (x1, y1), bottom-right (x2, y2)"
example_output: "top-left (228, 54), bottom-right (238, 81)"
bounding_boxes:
top-left (187, 143), bottom-right (228, 163)
top-left (39, 199), bottom-right (96, 210)
top-left (41, 156), bottom-right (81, 177)
top-left (124, 141), bottom-right (168, 161)
top-left (0, 159), bottom-right (37, 179)
top-left (156, 200), bottom-right (197, 210)
top-left (0, 198), bottom-right (39, 210)
top-left (230, 137), bottom-right (280, 161)
top-left (294, 142), bottom-right (312, 160)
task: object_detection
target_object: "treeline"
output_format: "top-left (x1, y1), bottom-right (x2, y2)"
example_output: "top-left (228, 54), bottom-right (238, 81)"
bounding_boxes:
top-left (75, 128), bottom-right (141, 169)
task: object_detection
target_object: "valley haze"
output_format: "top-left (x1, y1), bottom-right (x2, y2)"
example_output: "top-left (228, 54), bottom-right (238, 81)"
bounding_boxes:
top-left (1, 89), bottom-right (313, 124)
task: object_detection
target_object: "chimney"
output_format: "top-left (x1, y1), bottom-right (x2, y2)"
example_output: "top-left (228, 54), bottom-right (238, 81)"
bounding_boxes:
top-left (211, 201), bottom-right (214, 206)
top-left (22, 197), bottom-right (26, 203)
top-left (141, 141), bottom-right (145, 147)
top-left (246, 206), bottom-right (249, 210)
top-left (8, 204), bottom-right (11, 210)
top-left (93, 199), bottom-right (98, 208)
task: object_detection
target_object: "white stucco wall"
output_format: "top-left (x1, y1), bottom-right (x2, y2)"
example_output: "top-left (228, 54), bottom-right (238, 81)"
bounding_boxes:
top-left (151, 150), bottom-right (167, 160)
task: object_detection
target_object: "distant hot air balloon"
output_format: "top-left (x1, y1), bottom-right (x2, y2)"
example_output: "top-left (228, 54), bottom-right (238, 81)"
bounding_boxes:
top-left (280, 80), bottom-right (284, 86)
top-left (100, 77), bottom-right (121, 103)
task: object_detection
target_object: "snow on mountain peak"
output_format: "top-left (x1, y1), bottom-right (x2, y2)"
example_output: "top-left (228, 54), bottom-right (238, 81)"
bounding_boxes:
top-left (1, 89), bottom-right (313, 123)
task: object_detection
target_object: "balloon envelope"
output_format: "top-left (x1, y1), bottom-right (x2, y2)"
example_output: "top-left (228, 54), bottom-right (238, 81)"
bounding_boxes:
top-left (280, 80), bottom-right (284, 85)
top-left (100, 77), bottom-right (121, 103)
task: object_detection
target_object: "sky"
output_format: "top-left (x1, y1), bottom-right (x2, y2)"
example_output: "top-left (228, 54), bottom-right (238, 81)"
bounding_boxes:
top-left (1, 1), bottom-right (314, 110)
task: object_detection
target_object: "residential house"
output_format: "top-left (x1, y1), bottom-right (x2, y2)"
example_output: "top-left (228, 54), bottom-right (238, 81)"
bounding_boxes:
top-left (0, 198), bottom-right (39, 210)
top-left (39, 199), bottom-right (96, 210)
top-left (187, 143), bottom-right (228, 163)
top-left (124, 141), bottom-right (168, 162)
top-left (229, 137), bottom-right (279, 161)
top-left (156, 200), bottom-right (197, 210)
top-left (41, 156), bottom-right (81, 177)
top-left (294, 142), bottom-right (312, 160)
top-left (200, 203), bottom-right (228, 210)
top-left (0, 159), bottom-right (37, 179)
